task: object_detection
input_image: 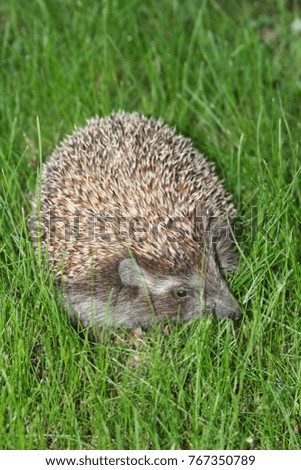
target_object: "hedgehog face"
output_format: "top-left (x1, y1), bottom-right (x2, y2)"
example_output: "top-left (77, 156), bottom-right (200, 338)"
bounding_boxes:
top-left (63, 255), bottom-right (240, 329)
top-left (114, 258), bottom-right (202, 325)
top-left (114, 257), bottom-right (241, 326)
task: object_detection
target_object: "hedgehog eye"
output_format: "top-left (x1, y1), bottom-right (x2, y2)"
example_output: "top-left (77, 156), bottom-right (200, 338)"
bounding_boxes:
top-left (174, 288), bottom-right (189, 299)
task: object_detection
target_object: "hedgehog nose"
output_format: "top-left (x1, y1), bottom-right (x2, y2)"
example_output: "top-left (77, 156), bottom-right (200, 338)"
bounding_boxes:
top-left (212, 295), bottom-right (242, 320)
top-left (214, 298), bottom-right (242, 321)
top-left (222, 305), bottom-right (242, 321)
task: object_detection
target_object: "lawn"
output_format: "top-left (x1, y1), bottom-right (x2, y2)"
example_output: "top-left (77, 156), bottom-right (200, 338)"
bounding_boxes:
top-left (0, 0), bottom-right (301, 450)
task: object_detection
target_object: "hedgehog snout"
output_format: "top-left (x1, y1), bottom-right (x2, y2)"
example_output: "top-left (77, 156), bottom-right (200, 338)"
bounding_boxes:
top-left (211, 296), bottom-right (241, 321)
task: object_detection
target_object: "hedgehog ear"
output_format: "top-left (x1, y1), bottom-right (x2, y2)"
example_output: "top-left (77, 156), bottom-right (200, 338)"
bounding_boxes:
top-left (118, 258), bottom-right (143, 287)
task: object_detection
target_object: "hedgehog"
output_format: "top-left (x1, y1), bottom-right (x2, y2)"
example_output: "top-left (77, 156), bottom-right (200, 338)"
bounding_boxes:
top-left (30, 111), bottom-right (241, 330)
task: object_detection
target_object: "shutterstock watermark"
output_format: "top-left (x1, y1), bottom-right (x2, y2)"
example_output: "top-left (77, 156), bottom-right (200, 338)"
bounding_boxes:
top-left (31, 205), bottom-right (263, 245)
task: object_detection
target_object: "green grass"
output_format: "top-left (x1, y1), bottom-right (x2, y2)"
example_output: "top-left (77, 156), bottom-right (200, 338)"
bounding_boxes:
top-left (0, 0), bottom-right (301, 450)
